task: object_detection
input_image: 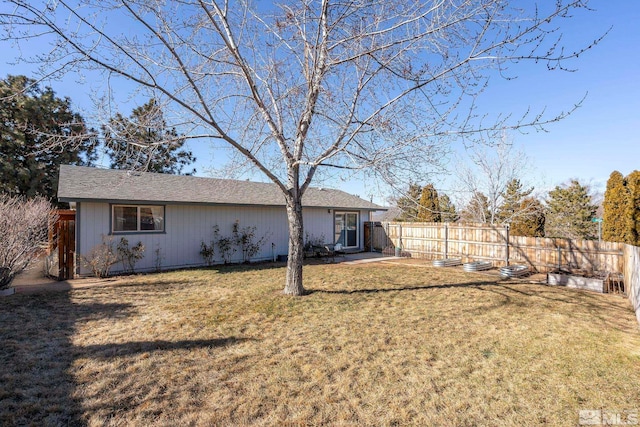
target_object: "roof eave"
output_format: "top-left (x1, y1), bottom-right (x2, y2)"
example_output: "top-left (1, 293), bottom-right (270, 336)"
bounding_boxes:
top-left (59, 197), bottom-right (385, 211)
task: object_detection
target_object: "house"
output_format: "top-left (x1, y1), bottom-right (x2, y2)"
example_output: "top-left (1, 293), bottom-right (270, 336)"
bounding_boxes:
top-left (58, 165), bottom-right (384, 275)
top-left (371, 206), bottom-right (402, 222)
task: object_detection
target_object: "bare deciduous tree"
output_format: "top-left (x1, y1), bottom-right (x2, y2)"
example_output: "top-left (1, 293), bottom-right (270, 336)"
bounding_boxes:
top-left (454, 136), bottom-right (536, 225)
top-left (1, 0), bottom-right (603, 295)
top-left (0, 195), bottom-right (54, 289)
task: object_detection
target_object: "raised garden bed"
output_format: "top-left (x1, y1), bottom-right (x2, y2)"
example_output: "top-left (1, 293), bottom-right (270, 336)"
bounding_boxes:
top-left (500, 265), bottom-right (530, 278)
top-left (433, 257), bottom-right (462, 267)
top-left (463, 261), bottom-right (493, 272)
top-left (547, 272), bottom-right (605, 293)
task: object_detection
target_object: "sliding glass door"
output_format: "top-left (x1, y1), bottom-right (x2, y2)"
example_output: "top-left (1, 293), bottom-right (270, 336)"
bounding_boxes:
top-left (334, 212), bottom-right (359, 249)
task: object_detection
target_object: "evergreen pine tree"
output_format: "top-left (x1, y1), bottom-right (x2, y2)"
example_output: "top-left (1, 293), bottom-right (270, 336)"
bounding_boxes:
top-left (602, 171), bottom-right (630, 243)
top-left (395, 183), bottom-right (422, 221)
top-left (0, 75), bottom-right (96, 200)
top-left (103, 99), bottom-right (196, 175)
top-left (545, 180), bottom-right (598, 240)
top-left (438, 194), bottom-right (459, 223)
top-left (510, 197), bottom-right (545, 237)
top-left (416, 184), bottom-right (441, 222)
top-left (497, 178), bottom-right (534, 224)
top-left (626, 170), bottom-right (640, 246)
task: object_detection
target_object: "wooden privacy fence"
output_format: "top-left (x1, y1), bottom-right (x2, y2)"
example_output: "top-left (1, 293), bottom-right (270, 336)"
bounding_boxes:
top-left (623, 244), bottom-right (640, 325)
top-left (377, 222), bottom-right (624, 274)
top-left (46, 210), bottom-right (76, 280)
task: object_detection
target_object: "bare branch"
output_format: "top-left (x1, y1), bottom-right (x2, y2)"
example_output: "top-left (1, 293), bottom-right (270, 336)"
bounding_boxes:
top-left (1, 0), bottom-right (603, 294)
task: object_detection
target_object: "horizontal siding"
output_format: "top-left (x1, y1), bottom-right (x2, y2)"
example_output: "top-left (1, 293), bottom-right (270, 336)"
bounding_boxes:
top-left (76, 202), bottom-right (370, 275)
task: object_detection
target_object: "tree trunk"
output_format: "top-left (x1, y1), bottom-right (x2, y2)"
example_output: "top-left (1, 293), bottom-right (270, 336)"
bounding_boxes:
top-left (283, 195), bottom-right (305, 296)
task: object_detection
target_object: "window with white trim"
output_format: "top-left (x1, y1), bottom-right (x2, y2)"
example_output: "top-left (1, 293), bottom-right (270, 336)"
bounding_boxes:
top-left (112, 205), bottom-right (164, 233)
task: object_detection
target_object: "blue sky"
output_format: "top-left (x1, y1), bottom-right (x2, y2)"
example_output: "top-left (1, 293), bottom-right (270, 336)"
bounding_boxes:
top-left (335, 1), bottom-right (640, 203)
top-left (357, 0), bottom-right (640, 202)
top-left (1, 1), bottom-right (638, 205)
top-left (476, 1), bottom-right (640, 190)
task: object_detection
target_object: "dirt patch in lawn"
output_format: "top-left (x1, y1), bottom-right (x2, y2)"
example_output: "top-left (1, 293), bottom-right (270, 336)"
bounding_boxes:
top-left (1, 263), bottom-right (639, 426)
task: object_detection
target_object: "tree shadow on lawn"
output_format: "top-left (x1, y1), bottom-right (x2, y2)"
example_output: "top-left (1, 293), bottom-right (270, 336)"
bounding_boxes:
top-left (199, 261), bottom-right (287, 275)
top-left (308, 278), bottom-right (626, 306)
top-left (307, 280), bottom-right (506, 295)
top-left (0, 290), bottom-right (253, 425)
top-left (0, 291), bottom-right (134, 426)
top-left (481, 283), bottom-right (640, 341)
top-left (308, 280), bottom-right (637, 330)
top-left (71, 336), bottom-right (256, 422)
top-left (79, 337), bottom-right (255, 359)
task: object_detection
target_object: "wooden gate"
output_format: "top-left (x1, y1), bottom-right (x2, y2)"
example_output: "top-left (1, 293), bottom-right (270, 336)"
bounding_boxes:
top-left (48, 210), bottom-right (76, 280)
top-left (364, 221), bottom-right (371, 251)
top-left (364, 222), bottom-right (391, 252)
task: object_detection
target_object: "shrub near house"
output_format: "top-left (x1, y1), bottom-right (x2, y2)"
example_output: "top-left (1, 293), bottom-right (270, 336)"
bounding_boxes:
top-left (82, 236), bottom-right (145, 278)
top-left (0, 195), bottom-right (53, 289)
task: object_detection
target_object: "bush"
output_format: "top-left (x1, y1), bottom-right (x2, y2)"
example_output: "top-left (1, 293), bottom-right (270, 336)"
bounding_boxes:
top-left (0, 195), bottom-right (54, 289)
top-left (232, 221), bottom-right (269, 263)
top-left (213, 225), bottom-right (237, 264)
top-left (82, 236), bottom-right (145, 278)
top-left (82, 235), bottom-right (119, 278)
top-left (117, 238), bottom-right (145, 273)
top-left (154, 244), bottom-right (164, 272)
top-left (200, 241), bottom-right (215, 266)
top-left (200, 222), bottom-right (269, 265)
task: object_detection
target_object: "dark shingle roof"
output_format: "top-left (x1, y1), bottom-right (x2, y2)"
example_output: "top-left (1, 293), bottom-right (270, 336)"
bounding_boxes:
top-left (58, 165), bottom-right (383, 210)
top-left (371, 207), bottom-right (402, 222)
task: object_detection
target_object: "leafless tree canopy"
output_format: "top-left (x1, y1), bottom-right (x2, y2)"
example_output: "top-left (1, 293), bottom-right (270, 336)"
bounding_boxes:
top-left (2, 0), bottom-right (601, 187)
top-left (1, 0), bottom-right (603, 294)
top-left (454, 136), bottom-right (533, 224)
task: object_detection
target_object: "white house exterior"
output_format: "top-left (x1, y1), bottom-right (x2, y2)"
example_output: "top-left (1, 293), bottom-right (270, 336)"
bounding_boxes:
top-left (58, 165), bottom-right (384, 275)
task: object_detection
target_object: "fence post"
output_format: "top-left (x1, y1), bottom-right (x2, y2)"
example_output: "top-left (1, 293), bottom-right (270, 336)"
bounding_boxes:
top-left (370, 221), bottom-right (374, 252)
top-left (57, 221), bottom-right (65, 281)
top-left (444, 223), bottom-right (449, 259)
top-left (505, 224), bottom-right (510, 266)
top-left (557, 246), bottom-right (562, 271)
top-left (385, 222), bottom-right (390, 253)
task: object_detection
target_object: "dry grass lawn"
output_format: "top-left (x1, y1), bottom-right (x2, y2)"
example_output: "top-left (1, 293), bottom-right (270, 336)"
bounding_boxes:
top-left (1, 260), bottom-right (639, 426)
